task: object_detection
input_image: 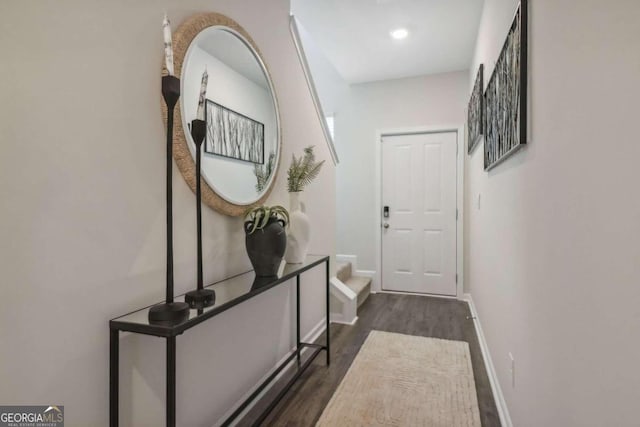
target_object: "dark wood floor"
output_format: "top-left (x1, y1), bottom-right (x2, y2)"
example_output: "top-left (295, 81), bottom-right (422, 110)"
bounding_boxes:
top-left (240, 293), bottom-right (501, 427)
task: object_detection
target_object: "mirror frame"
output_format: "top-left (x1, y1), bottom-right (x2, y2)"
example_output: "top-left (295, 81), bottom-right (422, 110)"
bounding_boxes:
top-left (165, 12), bottom-right (282, 216)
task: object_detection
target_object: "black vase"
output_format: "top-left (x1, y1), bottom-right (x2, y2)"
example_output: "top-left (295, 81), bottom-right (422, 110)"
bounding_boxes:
top-left (251, 275), bottom-right (278, 291)
top-left (245, 216), bottom-right (287, 277)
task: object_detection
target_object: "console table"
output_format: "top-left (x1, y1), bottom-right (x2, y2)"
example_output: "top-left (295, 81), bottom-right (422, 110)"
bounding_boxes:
top-left (109, 255), bottom-right (330, 427)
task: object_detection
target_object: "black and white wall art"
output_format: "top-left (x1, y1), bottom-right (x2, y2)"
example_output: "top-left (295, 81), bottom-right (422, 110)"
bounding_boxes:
top-left (205, 100), bottom-right (265, 164)
top-left (484, 0), bottom-right (528, 170)
top-left (467, 64), bottom-right (484, 154)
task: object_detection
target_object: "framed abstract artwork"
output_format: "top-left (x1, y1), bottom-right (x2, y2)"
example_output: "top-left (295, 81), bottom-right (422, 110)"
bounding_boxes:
top-left (467, 64), bottom-right (484, 154)
top-left (205, 99), bottom-right (265, 164)
top-left (484, 0), bottom-right (528, 170)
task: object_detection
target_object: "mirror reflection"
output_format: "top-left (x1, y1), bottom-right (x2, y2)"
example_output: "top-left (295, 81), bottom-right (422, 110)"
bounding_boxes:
top-left (181, 27), bottom-right (279, 205)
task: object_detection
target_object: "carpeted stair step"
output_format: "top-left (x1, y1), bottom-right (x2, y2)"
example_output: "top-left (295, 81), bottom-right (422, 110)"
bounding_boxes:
top-left (336, 262), bottom-right (352, 283)
top-left (344, 276), bottom-right (371, 308)
top-left (336, 261), bottom-right (371, 309)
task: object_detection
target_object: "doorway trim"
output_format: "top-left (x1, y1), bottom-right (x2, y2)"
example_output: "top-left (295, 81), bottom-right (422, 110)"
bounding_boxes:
top-left (374, 124), bottom-right (465, 298)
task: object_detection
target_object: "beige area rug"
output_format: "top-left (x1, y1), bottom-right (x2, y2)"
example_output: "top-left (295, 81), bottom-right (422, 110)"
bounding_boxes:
top-left (316, 331), bottom-right (481, 427)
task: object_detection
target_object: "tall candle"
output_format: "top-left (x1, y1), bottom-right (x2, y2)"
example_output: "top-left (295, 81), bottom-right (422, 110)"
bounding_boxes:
top-left (163, 13), bottom-right (175, 76)
top-left (196, 67), bottom-right (208, 121)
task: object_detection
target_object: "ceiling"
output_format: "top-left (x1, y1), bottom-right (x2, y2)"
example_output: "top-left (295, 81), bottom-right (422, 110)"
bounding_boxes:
top-left (197, 29), bottom-right (268, 89)
top-left (292, 0), bottom-right (484, 84)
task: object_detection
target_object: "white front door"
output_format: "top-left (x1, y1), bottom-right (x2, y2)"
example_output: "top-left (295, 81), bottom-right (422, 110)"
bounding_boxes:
top-left (381, 132), bottom-right (457, 296)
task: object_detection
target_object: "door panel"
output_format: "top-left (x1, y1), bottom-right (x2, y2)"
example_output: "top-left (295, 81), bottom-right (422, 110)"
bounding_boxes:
top-left (423, 144), bottom-right (442, 212)
top-left (393, 229), bottom-right (412, 272)
top-left (423, 230), bottom-right (442, 275)
top-left (394, 145), bottom-right (413, 212)
top-left (382, 132), bottom-right (457, 296)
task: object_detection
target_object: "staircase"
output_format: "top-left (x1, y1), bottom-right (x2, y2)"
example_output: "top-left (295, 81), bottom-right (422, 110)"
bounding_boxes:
top-left (336, 262), bottom-right (371, 309)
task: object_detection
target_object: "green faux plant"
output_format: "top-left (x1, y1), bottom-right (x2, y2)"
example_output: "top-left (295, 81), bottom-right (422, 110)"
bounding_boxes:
top-left (286, 146), bottom-right (324, 193)
top-left (254, 151), bottom-right (276, 192)
top-left (244, 205), bottom-right (289, 235)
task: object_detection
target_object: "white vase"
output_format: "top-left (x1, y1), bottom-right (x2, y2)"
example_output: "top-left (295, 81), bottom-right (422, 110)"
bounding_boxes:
top-left (285, 191), bottom-right (311, 263)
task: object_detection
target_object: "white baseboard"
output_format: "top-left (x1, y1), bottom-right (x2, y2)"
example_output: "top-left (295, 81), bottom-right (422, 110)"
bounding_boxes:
top-left (463, 294), bottom-right (512, 427)
top-left (330, 313), bottom-right (358, 325)
top-left (354, 269), bottom-right (375, 278)
top-left (378, 289), bottom-right (457, 300)
top-left (217, 317), bottom-right (327, 426)
top-left (302, 317), bottom-right (328, 344)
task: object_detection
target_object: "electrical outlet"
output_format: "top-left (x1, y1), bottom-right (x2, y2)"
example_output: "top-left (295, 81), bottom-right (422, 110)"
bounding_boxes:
top-left (509, 352), bottom-right (515, 388)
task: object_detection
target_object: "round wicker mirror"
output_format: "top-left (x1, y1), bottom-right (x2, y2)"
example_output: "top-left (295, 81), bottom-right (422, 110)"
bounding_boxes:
top-left (166, 13), bottom-right (281, 216)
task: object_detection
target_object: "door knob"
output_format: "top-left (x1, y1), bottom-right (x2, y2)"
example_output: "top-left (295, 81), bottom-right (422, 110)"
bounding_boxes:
top-left (383, 222), bottom-right (390, 229)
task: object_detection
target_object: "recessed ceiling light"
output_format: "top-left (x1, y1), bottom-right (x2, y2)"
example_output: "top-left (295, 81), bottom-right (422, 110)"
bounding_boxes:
top-left (390, 28), bottom-right (409, 40)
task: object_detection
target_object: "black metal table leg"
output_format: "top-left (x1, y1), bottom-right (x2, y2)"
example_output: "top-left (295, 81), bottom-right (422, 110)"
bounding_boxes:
top-left (167, 336), bottom-right (176, 427)
top-left (325, 260), bottom-right (330, 366)
top-left (296, 275), bottom-right (301, 364)
top-left (110, 329), bottom-right (119, 427)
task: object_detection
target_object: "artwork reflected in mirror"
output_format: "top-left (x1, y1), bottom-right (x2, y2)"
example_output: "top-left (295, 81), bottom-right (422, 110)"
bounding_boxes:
top-left (174, 13), bottom-right (281, 215)
top-left (205, 100), bottom-right (264, 164)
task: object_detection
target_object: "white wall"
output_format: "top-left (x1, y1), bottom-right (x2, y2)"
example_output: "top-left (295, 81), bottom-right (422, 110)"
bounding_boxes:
top-left (466, 0), bottom-right (640, 425)
top-left (0, 1), bottom-right (335, 426)
top-left (337, 72), bottom-right (468, 272)
top-left (290, 17), bottom-right (350, 120)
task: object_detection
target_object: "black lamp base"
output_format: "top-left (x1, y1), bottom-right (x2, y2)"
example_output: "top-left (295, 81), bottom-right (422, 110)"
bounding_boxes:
top-left (148, 302), bottom-right (190, 324)
top-left (185, 289), bottom-right (216, 309)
